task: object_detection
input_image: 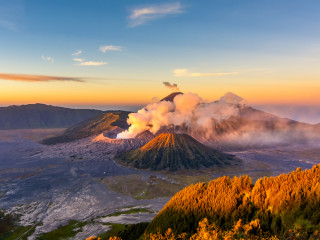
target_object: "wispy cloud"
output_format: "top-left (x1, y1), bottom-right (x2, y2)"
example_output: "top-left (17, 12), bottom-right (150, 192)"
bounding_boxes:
top-left (72, 50), bottom-right (82, 56)
top-left (0, 2), bottom-right (24, 31)
top-left (0, 73), bottom-right (85, 82)
top-left (190, 72), bottom-right (239, 77)
top-left (0, 19), bottom-right (17, 31)
top-left (78, 61), bottom-right (108, 66)
top-left (71, 52), bottom-right (107, 66)
top-left (173, 69), bottom-right (189, 77)
top-left (129, 2), bottom-right (184, 27)
top-left (163, 81), bottom-right (179, 91)
top-left (41, 56), bottom-right (54, 63)
top-left (99, 45), bottom-right (123, 53)
top-left (73, 58), bottom-right (84, 62)
top-left (173, 68), bottom-right (239, 77)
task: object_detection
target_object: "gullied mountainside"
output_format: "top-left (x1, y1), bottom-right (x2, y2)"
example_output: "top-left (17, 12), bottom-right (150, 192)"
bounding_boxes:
top-left (0, 103), bottom-right (102, 130)
top-left (146, 164), bottom-right (320, 238)
top-left (116, 133), bottom-right (239, 171)
top-left (42, 111), bottom-right (130, 145)
top-left (135, 130), bottom-right (155, 142)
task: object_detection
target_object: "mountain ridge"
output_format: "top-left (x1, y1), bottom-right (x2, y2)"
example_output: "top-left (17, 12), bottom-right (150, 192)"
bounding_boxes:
top-left (0, 103), bottom-right (103, 130)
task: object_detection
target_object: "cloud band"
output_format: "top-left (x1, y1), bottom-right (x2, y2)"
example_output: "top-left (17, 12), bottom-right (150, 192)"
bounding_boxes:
top-left (0, 73), bottom-right (85, 82)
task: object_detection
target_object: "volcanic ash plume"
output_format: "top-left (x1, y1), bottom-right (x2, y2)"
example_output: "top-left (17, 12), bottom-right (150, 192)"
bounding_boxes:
top-left (117, 92), bottom-right (245, 139)
top-left (163, 81), bottom-right (180, 91)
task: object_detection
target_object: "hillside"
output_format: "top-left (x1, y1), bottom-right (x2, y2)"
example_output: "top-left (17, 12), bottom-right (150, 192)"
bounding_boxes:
top-left (42, 111), bottom-right (130, 145)
top-left (116, 133), bottom-right (239, 171)
top-left (144, 164), bottom-right (320, 238)
top-left (0, 103), bottom-right (102, 130)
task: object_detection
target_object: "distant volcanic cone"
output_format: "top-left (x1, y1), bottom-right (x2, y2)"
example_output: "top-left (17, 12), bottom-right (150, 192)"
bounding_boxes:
top-left (160, 92), bottom-right (183, 102)
top-left (116, 133), bottom-right (240, 171)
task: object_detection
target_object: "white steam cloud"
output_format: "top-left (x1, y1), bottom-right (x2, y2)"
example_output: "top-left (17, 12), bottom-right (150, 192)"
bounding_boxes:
top-left (117, 92), bottom-right (245, 139)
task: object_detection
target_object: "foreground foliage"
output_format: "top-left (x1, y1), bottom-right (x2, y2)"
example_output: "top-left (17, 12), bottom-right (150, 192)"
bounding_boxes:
top-left (147, 164), bottom-right (320, 238)
top-left (86, 218), bottom-right (281, 240)
top-left (88, 164), bottom-right (320, 239)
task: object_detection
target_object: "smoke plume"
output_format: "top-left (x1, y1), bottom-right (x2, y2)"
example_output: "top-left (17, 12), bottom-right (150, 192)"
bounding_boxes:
top-left (163, 81), bottom-right (180, 91)
top-left (117, 92), bottom-right (244, 139)
top-left (115, 92), bottom-right (320, 149)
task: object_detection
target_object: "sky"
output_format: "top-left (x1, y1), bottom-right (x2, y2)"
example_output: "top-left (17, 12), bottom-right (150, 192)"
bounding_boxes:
top-left (1, 0), bottom-right (320, 118)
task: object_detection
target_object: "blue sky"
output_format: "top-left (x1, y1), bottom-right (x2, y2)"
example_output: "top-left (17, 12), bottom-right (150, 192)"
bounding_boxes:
top-left (1, 0), bottom-right (320, 121)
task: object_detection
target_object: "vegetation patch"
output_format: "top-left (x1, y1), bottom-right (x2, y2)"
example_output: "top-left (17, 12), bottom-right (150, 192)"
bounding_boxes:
top-left (35, 220), bottom-right (87, 240)
top-left (102, 174), bottom-right (188, 200)
top-left (104, 208), bottom-right (153, 217)
top-left (0, 210), bottom-right (36, 240)
top-left (90, 222), bottom-right (150, 240)
top-left (97, 223), bottom-right (126, 239)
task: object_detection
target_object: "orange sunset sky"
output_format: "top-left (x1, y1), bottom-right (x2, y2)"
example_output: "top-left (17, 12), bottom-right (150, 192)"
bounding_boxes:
top-left (1, 0), bottom-right (320, 109)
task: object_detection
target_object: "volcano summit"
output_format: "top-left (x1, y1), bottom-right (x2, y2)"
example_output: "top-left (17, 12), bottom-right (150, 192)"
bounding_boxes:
top-left (116, 133), bottom-right (239, 171)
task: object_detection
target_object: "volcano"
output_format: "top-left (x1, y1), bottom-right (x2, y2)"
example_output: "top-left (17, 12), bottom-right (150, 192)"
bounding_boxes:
top-left (156, 92), bottom-right (316, 148)
top-left (160, 92), bottom-right (183, 102)
top-left (116, 133), bottom-right (239, 171)
top-left (43, 111), bottom-right (130, 144)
